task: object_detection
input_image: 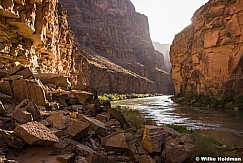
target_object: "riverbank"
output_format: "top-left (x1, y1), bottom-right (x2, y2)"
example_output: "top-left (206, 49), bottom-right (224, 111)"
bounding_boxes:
top-left (98, 93), bottom-right (162, 101)
top-left (117, 106), bottom-right (243, 160)
top-left (171, 94), bottom-right (243, 110)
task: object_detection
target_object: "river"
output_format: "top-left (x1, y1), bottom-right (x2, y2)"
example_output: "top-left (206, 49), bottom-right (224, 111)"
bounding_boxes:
top-left (111, 95), bottom-right (243, 147)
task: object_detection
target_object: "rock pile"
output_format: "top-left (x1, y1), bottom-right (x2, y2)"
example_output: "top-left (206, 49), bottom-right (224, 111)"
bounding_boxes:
top-left (0, 64), bottom-right (194, 163)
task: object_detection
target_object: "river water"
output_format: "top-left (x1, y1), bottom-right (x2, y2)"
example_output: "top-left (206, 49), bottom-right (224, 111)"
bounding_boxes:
top-left (111, 96), bottom-right (243, 147)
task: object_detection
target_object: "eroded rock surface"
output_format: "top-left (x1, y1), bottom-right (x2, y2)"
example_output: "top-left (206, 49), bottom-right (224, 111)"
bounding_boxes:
top-left (59, 0), bottom-right (174, 94)
top-left (170, 0), bottom-right (243, 95)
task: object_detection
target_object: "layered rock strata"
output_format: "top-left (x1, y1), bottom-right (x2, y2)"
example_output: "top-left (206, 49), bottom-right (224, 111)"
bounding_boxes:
top-left (0, 0), bottom-right (87, 86)
top-left (170, 0), bottom-right (243, 95)
top-left (59, 0), bottom-right (174, 94)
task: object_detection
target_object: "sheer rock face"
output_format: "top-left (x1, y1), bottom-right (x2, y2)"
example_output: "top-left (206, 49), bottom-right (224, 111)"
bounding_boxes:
top-left (0, 0), bottom-right (86, 84)
top-left (170, 0), bottom-right (243, 95)
top-left (59, 0), bottom-right (174, 94)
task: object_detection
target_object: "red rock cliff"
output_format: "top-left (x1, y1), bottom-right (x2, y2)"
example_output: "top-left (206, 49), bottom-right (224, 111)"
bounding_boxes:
top-left (170, 0), bottom-right (243, 95)
top-left (59, 0), bottom-right (174, 94)
top-left (0, 0), bottom-right (88, 84)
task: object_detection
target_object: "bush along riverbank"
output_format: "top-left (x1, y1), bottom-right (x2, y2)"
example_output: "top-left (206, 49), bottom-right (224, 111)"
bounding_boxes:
top-left (98, 93), bottom-right (162, 101)
top-left (171, 94), bottom-right (243, 110)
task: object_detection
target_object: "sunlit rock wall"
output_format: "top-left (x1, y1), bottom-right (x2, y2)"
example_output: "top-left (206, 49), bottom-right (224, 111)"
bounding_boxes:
top-left (170, 0), bottom-right (243, 95)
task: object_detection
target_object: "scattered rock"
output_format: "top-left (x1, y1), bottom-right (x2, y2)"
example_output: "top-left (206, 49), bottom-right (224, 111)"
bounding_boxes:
top-left (0, 129), bottom-right (24, 149)
top-left (25, 100), bottom-right (41, 120)
top-left (13, 121), bottom-right (59, 145)
top-left (57, 153), bottom-right (75, 163)
top-left (71, 90), bottom-right (93, 104)
top-left (108, 108), bottom-right (129, 129)
top-left (138, 155), bottom-right (155, 163)
top-left (16, 68), bottom-right (33, 79)
top-left (11, 78), bottom-right (47, 106)
top-left (142, 125), bottom-right (165, 153)
top-left (14, 109), bottom-right (33, 124)
top-left (47, 111), bottom-right (67, 130)
top-left (102, 132), bottom-right (128, 152)
top-left (66, 119), bottom-right (89, 140)
top-left (96, 113), bottom-right (109, 123)
top-left (79, 115), bottom-right (108, 136)
top-left (8, 64), bottom-right (25, 76)
top-left (161, 134), bottom-right (195, 163)
top-left (90, 153), bottom-right (116, 163)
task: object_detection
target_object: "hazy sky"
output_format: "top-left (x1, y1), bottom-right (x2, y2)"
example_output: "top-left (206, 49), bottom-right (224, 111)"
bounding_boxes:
top-left (130, 0), bottom-right (209, 44)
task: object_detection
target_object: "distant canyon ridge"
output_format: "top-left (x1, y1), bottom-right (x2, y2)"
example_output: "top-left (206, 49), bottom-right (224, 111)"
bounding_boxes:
top-left (0, 0), bottom-right (174, 94)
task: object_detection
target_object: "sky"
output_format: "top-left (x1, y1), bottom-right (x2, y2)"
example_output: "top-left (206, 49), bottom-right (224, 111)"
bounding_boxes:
top-left (130, 0), bottom-right (209, 44)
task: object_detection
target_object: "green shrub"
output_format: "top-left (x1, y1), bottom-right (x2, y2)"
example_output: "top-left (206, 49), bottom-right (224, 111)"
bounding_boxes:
top-left (115, 106), bottom-right (146, 129)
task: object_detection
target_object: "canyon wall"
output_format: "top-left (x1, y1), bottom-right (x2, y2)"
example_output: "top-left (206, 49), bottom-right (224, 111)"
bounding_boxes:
top-left (0, 0), bottom-right (174, 94)
top-left (170, 0), bottom-right (243, 95)
top-left (59, 0), bottom-right (174, 94)
top-left (0, 0), bottom-right (88, 85)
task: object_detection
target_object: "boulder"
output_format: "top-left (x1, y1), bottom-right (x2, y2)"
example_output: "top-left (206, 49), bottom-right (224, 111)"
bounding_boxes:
top-left (57, 153), bottom-right (75, 163)
top-left (34, 74), bottom-right (71, 89)
top-left (71, 90), bottom-right (93, 104)
top-left (68, 105), bottom-right (83, 112)
top-left (0, 80), bottom-right (13, 97)
top-left (161, 134), bottom-right (195, 163)
top-left (66, 119), bottom-right (89, 140)
top-left (108, 108), bottom-right (129, 129)
top-left (142, 125), bottom-right (165, 153)
top-left (14, 109), bottom-right (33, 123)
top-left (79, 115), bottom-right (108, 136)
top-left (11, 78), bottom-right (47, 106)
top-left (138, 155), bottom-right (155, 163)
top-left (47, 111), bottom-right (67, 130)
top-left (8, 64), bottom-right (25, 76)
top-left (84, 103), bottom-right (97, 116)
top-left (102, 132), bottom-right (128, 152)
top-left (96, 113), bottom-right (109, 123)
top-left (13, 121), bottom-right (59, 145)
top-left (0, 129), bottom-right (24, 149)
top-left (0, 101), bottom-right (7, 116)
top-left (90, 153), bottom-right (116, 163)
top-left (16, 68), bottom-right (33, 79)
top-left (25, 100), bottom-right (41, 120)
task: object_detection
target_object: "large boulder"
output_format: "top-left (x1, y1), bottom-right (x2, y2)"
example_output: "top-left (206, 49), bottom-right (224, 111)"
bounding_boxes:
top-left (47, 111), bottom-right (68, 130)
top-left (102, 132), bottom-right (128, 152)
top-left (13, 121), bottom-right (59, 145)
top-left (79, 115), bottom-right (108, 136)
top-left (11, 78), bottom-right (47, 106)
top-left (141, 125), bottom-right (165, 153)
top-left (14, 109), bottom-right (33, 124)
top-left (66, 119), bottom-right (89, 140)
top-left (161, 134), bottom-right (195, 163)
top-left (34, 73), bottom-right (71, 89)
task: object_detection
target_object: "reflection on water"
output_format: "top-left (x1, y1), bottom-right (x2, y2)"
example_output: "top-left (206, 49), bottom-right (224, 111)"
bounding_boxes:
top-left (111, 96), bottom-right (243, 146)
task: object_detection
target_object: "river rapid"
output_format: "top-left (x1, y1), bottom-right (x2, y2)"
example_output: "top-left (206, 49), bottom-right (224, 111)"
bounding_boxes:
top-left (111, 96), bottom-right (243, 147)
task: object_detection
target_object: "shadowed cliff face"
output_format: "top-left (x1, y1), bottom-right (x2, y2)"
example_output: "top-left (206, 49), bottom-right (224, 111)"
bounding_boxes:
top-left (170, 0), bottom-right (243, 96)
top-left (0, 0), bottom-right (88, 85)
top-left (59, 0), bottom-right (174, 94)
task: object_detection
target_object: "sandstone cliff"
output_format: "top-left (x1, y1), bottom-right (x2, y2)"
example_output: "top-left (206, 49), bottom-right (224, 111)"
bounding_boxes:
top-left (59, 0), bottom-right (174, 94)
top-left (0, 0), bottom-right (89, 86)
top-left (170, 0), bottom-right (243, 95)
